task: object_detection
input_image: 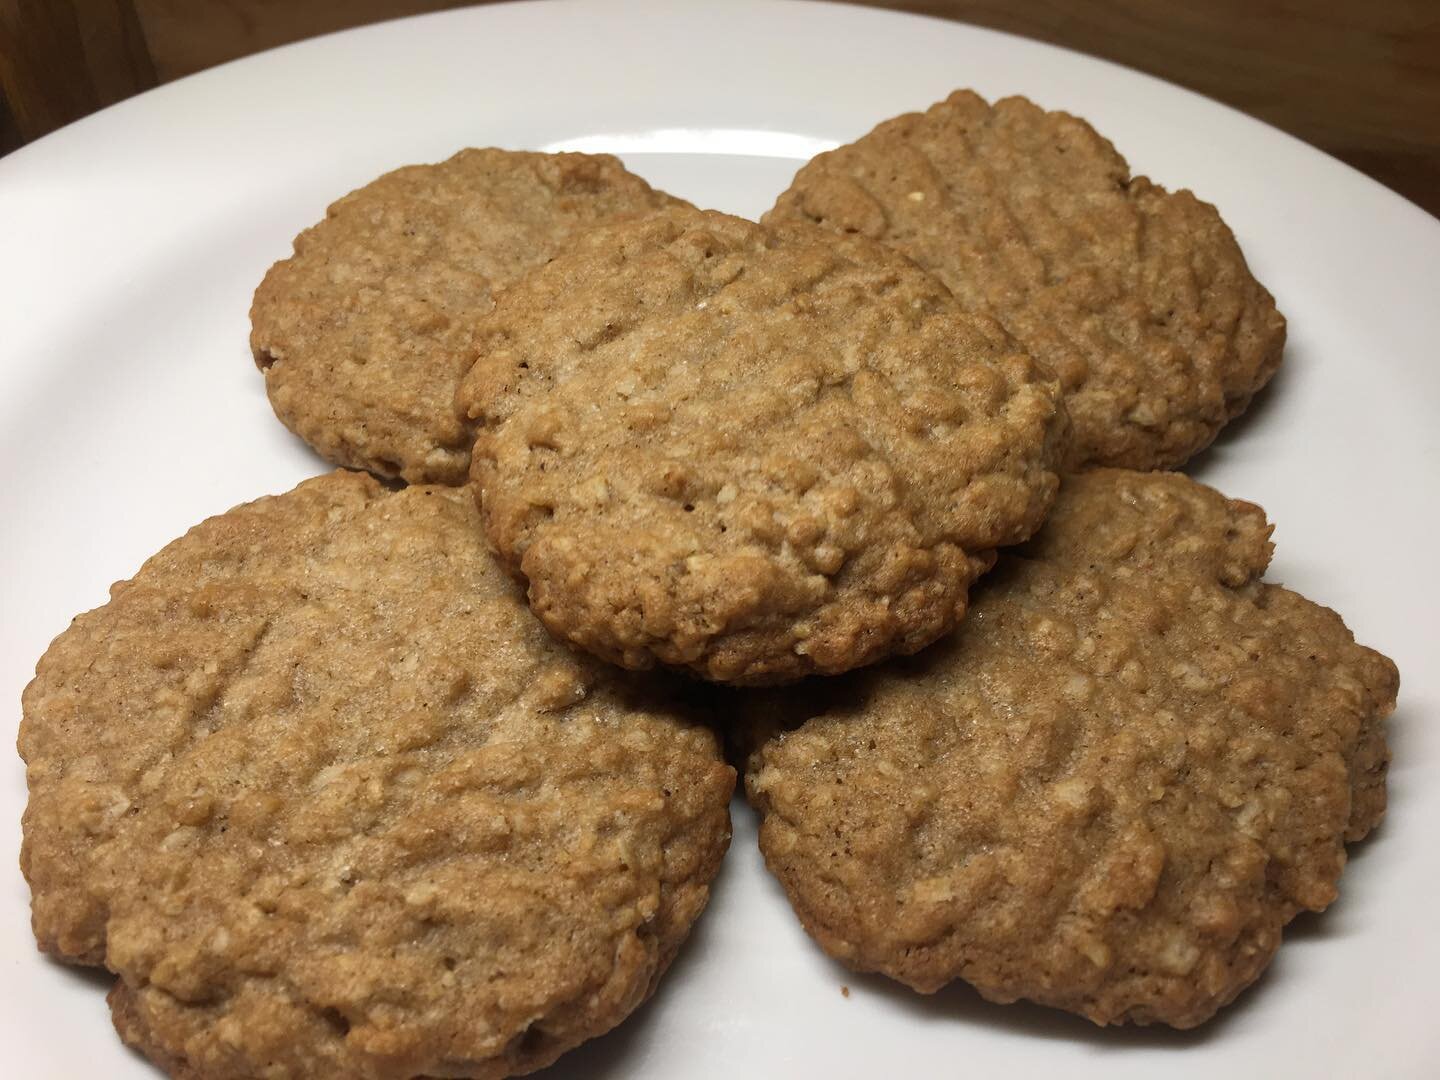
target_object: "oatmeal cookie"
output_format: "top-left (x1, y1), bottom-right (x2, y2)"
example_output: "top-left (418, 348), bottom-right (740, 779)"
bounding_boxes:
top-left (741, 469), bottom-right (1396, 1027)
top-left (457, 208), bottom-right (1069, 684)
top-left (251, 150), bottom-right (685, 484)
top-left (765, 91), bottom-right (1286, 470)
top-left (19, 472), bottom-right (733, 1079)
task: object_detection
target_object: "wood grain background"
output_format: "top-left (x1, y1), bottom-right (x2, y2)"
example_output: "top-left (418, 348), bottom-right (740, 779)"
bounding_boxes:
top-left (2, 0), bottom-right (1438, 215)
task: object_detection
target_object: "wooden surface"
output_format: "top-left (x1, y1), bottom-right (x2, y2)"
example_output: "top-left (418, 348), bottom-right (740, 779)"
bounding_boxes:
top-left (1, 0), bottom-right (1438, 217)
top-left (0, 0), bottom-right (155, 152)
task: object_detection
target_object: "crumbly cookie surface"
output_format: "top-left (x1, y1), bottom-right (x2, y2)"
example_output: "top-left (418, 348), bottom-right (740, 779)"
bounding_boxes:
top-left (19, 472), bottom-right (734, 1079)
top-left (765, 91), bottom-right (1286, 470)
top-left (458, 208), bottom-right (1068, 685)
top-left (742, 469), bottom-right (1396, 1027)
top-left (251, 150), bottom-right (684, 484)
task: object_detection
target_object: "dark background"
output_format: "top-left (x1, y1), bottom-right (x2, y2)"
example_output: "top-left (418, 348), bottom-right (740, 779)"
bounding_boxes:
top-left (2, 0), bottom-right (1437, 216)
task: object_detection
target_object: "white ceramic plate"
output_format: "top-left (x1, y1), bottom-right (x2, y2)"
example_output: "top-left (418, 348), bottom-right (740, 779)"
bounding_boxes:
top-left (3, 1), bottom-right (1437, 1076)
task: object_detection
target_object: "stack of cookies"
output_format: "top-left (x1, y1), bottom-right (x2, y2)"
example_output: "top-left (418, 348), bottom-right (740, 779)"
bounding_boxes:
top-left (18, 92), bottom-right (1397, 1078)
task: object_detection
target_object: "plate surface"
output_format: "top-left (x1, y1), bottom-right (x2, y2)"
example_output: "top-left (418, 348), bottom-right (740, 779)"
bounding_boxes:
top-left (2, 1), bottom-right (1438, 1076)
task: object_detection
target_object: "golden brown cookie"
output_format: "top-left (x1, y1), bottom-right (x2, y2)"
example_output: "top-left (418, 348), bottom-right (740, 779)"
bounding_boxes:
top-left (765, 92), bottom-right (1286, 470)
top-left (19, 471), bottom-right (734, 1079)
top-left (457, 208), bottom-right (1069, 685)
top-left (251, 150), bottom-right (686, 484)
top-left (741, 469), bottom-right (1396, 1028)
